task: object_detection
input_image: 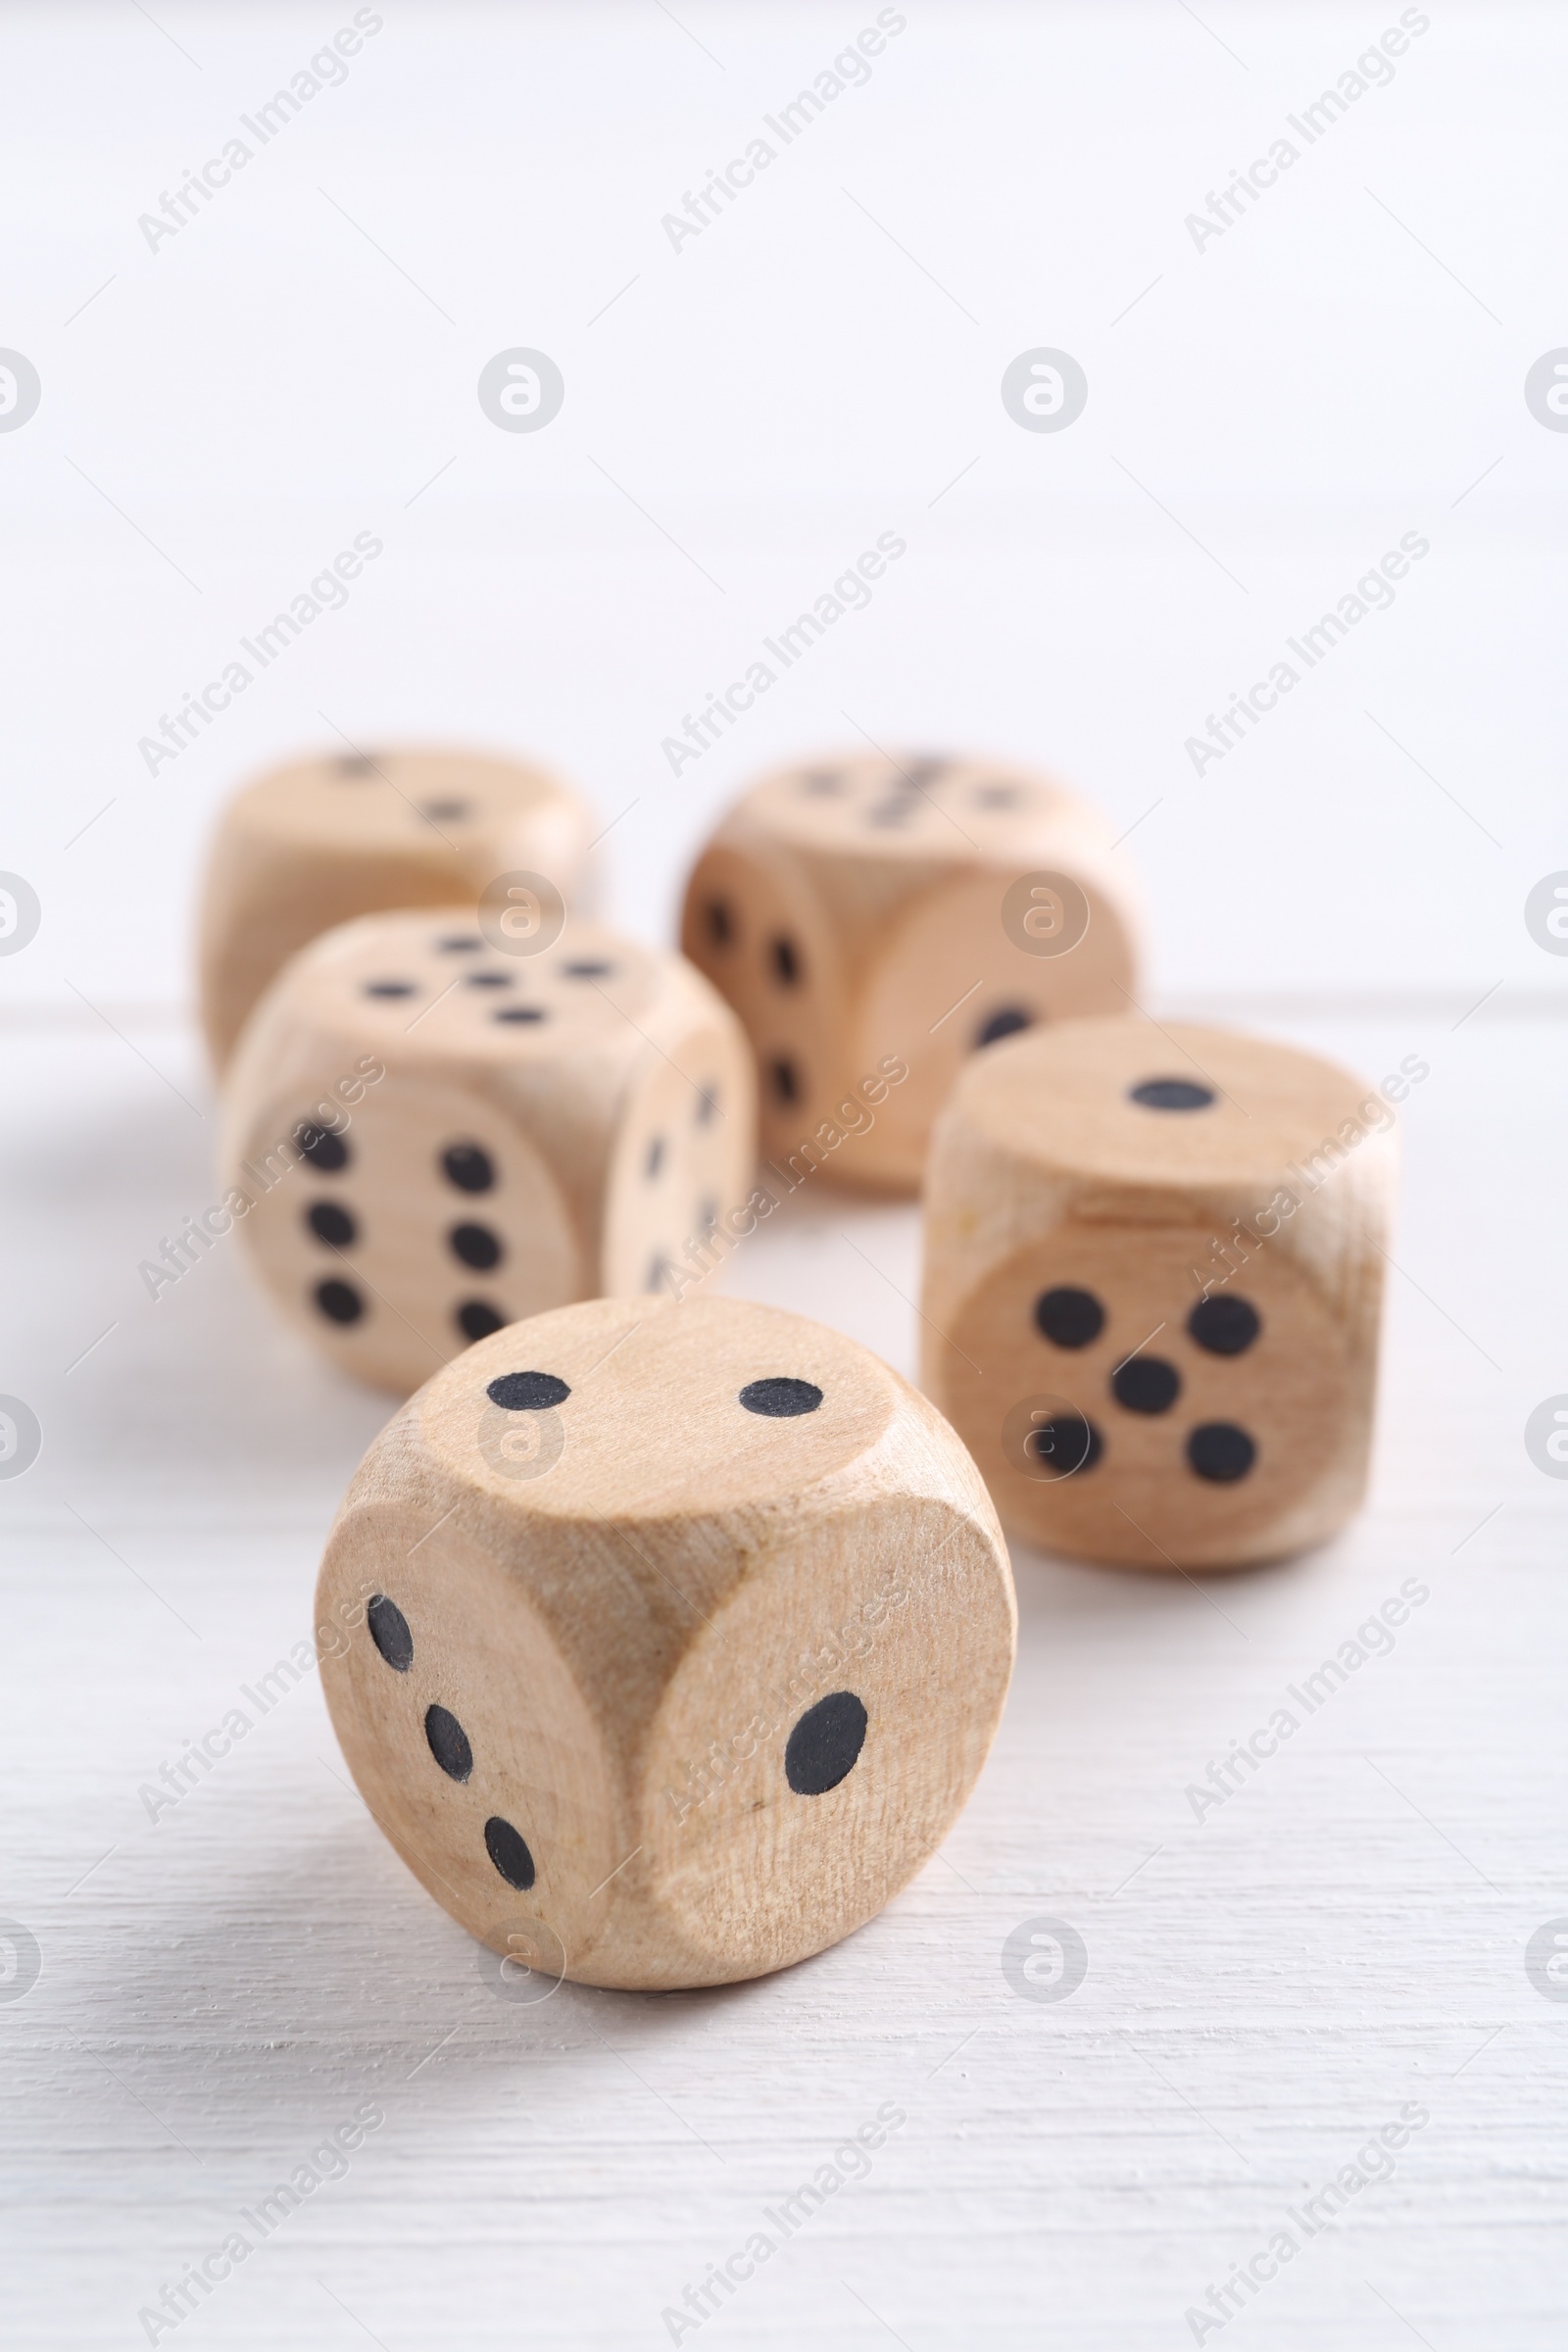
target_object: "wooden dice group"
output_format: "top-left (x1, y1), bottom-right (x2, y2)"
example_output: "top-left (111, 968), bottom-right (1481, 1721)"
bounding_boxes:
top-left (200, 732), bottom-right (1396, 1989)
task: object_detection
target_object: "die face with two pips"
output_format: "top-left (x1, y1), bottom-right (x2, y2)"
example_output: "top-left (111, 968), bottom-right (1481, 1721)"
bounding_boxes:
top-left (220, 912), bottom-right (754, 1393)
top-left (316, 1295), bottom-right (1016, 1990)
top-left (921, 1018), bottom-right (1396, 1570)
top-left (681, 750), bottom-right (1143, 1192)
top-left (199, 743), bottom-right (594, 1069)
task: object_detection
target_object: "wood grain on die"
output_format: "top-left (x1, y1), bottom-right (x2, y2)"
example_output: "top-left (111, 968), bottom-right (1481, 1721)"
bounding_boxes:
top-left (921, 1017), bottom-right (1396, 1568)
top-left (680, 750), bottom-right (1143, 1192)
top-left (198, 744), bottom-right (594, 1068)
top-left (316, 1295), bottom-right (1016, 1989)
top-left (220, 912), bottom-right (756, 1392)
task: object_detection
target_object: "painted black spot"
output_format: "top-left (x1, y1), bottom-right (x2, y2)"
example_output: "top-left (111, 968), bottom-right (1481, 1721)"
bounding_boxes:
top-left (364, 980), bottom-right (416, 999)
top-left (867, 798), bottom-right (916, 827)
top-left (699, 1197), bottom-right (718, 1230)
top-left (457, 1299), bottom-right (506, 1342)
top-left (494, 1005), bottom-right (547, 1024)
top-left (973, 783), bottom-right (1018, 808)
top-left (769, 1055), bottom-right (800, 1105)
top-left (739, 1377), bottom-right (822, 1417)
top-left (1188, 1422), bottom-right (1255, 1481)
top-left (316, 1278), bottom-right (364, 1325)
top-left (307, 1200), bottom-right (357, 1249)
top-left (1111, 1355), bottom-right (1181, 1414)
top-left (485, 1816), bottom-right (535, 1889)
top-left (1188, 1296), bottom-right (1261, 1356)
top-left (1130, 1077), bottom-right (1214, 1111)
top-left (696, 1085), bottom-right (719, 1125)
top-left (645, 1137), bottom-right (665, 1180)
top-left (424, 1704), bottom-right (473, 1782)
top-left (421, 799), bottom-right (469, 822)
top-left (903, 757), bottom-right (948, 785)
top-left (296, 1122), bottom-right (348, 1172)
top-left (437, 935), bottom-right (483, 952)
top-left (977, 1006), bottom-right (1032, 1049)
top-left (335, 752), bottom-right (376, 775)
top-left (785, 1690), bottom-right (867, 1794)
top-left (465, 969), bottom-right (513, 989)
top-left (450, 1222), bottom-right (502, 1270)
top-left (705, 899), bottom-right (734, 949)
top-left (646, 1253), bottom-right (670, 1294)
top-left (442, 1143), bottom-right (495, 1194)
top-left (769, 934), bottom-right (802, 987)
top-left (563, 959), bottom-right (613, 978)
top-left (367, 1593), bottom-right (413, 1672)
top-left (799, 768), bottom-right (843, 794)
top-left (487, 1370), bottom-right (570, 1411)
top-left (1028, 1413), bottom-right (1102, 1476)
top-left (1035, 1287), bottom-right (1104, 1348)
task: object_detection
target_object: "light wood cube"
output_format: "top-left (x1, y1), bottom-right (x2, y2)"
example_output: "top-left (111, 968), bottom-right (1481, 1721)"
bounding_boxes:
top-left (315, 1294), bottom-right (1015, 1989)
top-left (680, 750), bottom-right (1142, 1192)
top-left (921, 1017), bottom-right (1396, 1569)
top-left (220, 910), bottom-right (754, 1393)
top-left (198, 743), bottom-right (594, 1068)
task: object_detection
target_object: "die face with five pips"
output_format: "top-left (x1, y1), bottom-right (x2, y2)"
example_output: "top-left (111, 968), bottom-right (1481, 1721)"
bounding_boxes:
top-left (220, 911), bottom-right (755, 1394)
top-left (315, 1295), bottom-right (1016, 1990)
top-left (198, 743), bottom-right (594, 1069)
top-left (921, 1018), bottom-right (1396, 1570)
top-left (680, 750), bottom-right (1143, 1193)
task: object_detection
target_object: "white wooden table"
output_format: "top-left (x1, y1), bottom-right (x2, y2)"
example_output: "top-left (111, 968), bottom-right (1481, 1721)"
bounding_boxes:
top-left (2, 4), bottom-right (1565, 2343)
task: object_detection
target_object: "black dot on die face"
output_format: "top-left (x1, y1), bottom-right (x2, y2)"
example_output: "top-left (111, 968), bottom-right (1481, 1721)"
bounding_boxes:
top-left (799, 768), bottom-right (842, 795)
top-left (367, 1592), bottom-right (413, 1671)
top-left (1188, 1295), bottom-right (1261, 1356)
top-left (335, 752), bottom-right (376, 776)
top-left (699, 1197), bottom-right (717, 1230)
top-left (315, 1278), bottom-right (364, 1325)
top-left (977, 1006), bottom-right (1033, 1050)
top-left (696, 1085), bottom-right (719, 1126)
top-left (563, 959), bottom-right (613, 979)
top-left (1111, 1355), bottom-right (1181, 1414)
top-left (973, 783), bottom-right (1018, 808)
top-left (769, 934), bottom-right (802, 987)
top-left (705, 898), bottom-right (734, 950)
top-left (646, 1253), bottom-right (670, 1294)
top-left (487, 1370), bottom-right (570, 1411)
top-left (769, 1055), bottom-right (800, 1105)
top-left (456, 1299), bottom-right (506, 1343)
top-left (424, 1703), bottom-right (473, 1782)
top-left (306, 1200), bottom-right (357, 1249)
top-left (1035, 1286), bottom-right (1104, 1348)
top-left (785, 1691), bottom-right (868, 1795)
top-left (1029, 1413), bottom-right (1102, 1475)
top-left (420, 799), bottom-right (469, 822)
top-left (437, 934), bottom-right (483, 953)
top-left (296, 1123), bottom-right (349, 1173)
top-left (645, 1136), bottom-right (664, 1180)
top-left (1187, 1422), bottom-right (1256, 1482)
top-left (1129, 1077), bottom-right (1215, 1111)
top-left (494, 1005), bottom-right (547, 1024)
top-left (464, 969), bottom-right (513, 989)
top-left (485, 1816), bottom-right (536, 1890)
top-left (442, 1143), bottom-right (495, 1194)
top-left (364, 979), bottom-right (417, 999)
top-left (449, 1222), bottom-right (502, 1270)
top-left (739, 1376), bottom-right (823, 1418)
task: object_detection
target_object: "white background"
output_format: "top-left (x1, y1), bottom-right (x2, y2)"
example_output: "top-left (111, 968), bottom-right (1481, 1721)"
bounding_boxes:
top-left (1, 5), bottom-right (1565, 2348)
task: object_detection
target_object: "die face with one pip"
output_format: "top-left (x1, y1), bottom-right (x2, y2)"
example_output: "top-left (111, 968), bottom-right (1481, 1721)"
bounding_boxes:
top-left (680, 750), bottom-right (1142, 1192)
top-left (220, 910), bottom-right (755, 1394)
top-left (921, 1018), bottom-right (1396, 1570)
top-left (198, 743), bottom-right (594, 1068)
top-left (315, 1294), bottom-right (1016, 1990)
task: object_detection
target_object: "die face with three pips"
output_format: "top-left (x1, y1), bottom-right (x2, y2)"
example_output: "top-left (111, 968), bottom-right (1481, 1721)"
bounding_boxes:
top-left (921, 1018), bottom-right (1396, 1570)
top-left (680, 750), bottom-right (1143, 1192)
top-left (316, 1295), bottom-right (1016, 1990)
top-left (199, 743), bottom-right (594, 1069)
top-left (220, 910), bottom-right (755, 1394)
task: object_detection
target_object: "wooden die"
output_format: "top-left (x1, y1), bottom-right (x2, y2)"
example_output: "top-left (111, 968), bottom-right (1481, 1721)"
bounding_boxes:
top-left (220, 910), bottom-right (754, 1392)
top-left (680, 750), bottom-right (1142, 1191)
top-left (921, 1018), bottom-right (1396, 1568)
top-left (198, 743), bottom-right (594, 1068)
top-left (315, 1294), bottom-right (1016, 1988)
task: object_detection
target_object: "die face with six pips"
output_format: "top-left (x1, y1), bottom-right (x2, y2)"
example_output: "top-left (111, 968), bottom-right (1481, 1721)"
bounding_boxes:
top-left (198, 742), bottom-right (594, 1070)
top-left (680, 750), bottom-right (1143, 1193)
top-left (220, 911), bottom-right (754, 1393)
top-left (315, 1295), bottom-right (1016, 1990)
top-left (921, 1017), bottom-right (1396, 1570)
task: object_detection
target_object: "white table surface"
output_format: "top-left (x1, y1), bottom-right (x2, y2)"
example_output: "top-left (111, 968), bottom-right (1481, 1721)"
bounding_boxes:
top-left (2, 5), bottom-right (1565, 2347)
